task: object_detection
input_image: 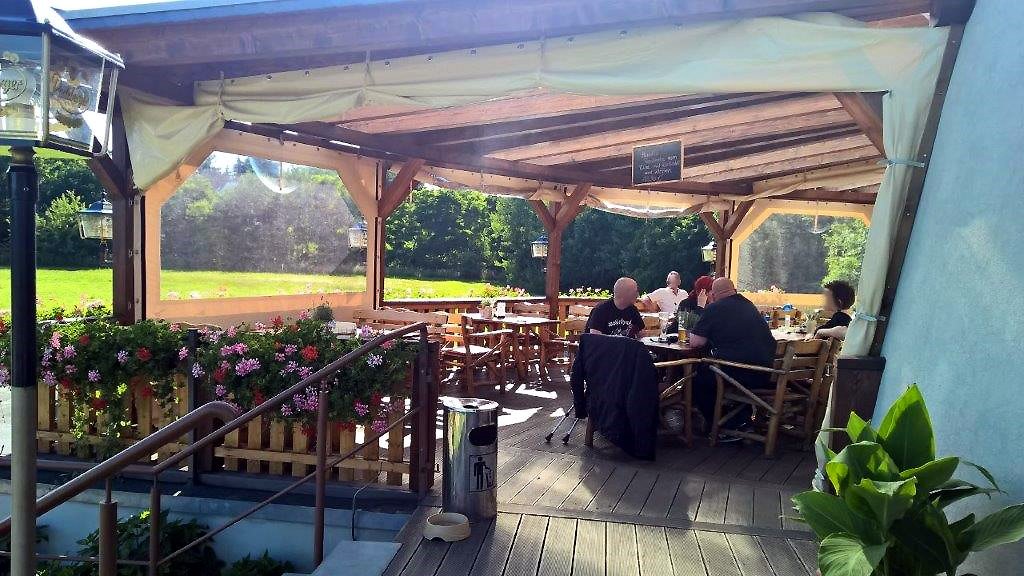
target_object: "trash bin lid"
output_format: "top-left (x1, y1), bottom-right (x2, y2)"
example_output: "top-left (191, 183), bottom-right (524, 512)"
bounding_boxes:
top-left (441, 397), bottom-right (500, 412)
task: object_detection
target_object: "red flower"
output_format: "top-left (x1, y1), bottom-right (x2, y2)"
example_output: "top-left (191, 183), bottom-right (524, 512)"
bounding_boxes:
top-left (300, 345), bottom-right (319, 362)
top-left (213, 366), bottom-right (228, 384)
top-left (78, 334), bottom-right (90, 346)
top-left (253, 390), bottom-right (265, 405)
top-left (136, 347), bottom-right (152, 362)
top-left (271, 316), bottom-right (284, 329)
top-left (140, 385), bottom-right (153, 398)
top-left (371, 392), bottom-right (383, 406)
top-left (91, 398), bottom-right (108, 411)
top-left (301, 424), bottom-right (316, 437)
top-left (59, 377), bottom-right (74, 391)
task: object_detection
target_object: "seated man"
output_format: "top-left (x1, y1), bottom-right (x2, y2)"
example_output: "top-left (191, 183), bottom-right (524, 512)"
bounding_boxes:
top-left (586, 277), bottom-right (644, 338)
top-left (688, 278), bottom-right (776, 438)
top-left (814, 280), bottom-right (855, 340)
top-left (641, 271), bottom-right (688, 313)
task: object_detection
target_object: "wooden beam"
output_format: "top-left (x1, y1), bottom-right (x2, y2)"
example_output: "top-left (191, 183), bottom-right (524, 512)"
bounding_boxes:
top-left (870, 24), bottom-right (965, 355)
top-left (724, 201), bottom-right (754, 238)
top-left (834, 92), bottom-right (885, 153)
top-left (546, 228), bottom-right (564, 320)
top-left (699, 212), bottom-right (725, 241)
top-left (528, 199), bottom-right (557, 233)
top-left (682, 134), bottom-right (874, 179)
top-left (379, 158), bottom-right (425, 218)
top-left (688, 145), bottom-right (882, 184)
top-left (285, 121), bottom-right (747, 195)
top-left (554, 183), bottom-right (592, 229)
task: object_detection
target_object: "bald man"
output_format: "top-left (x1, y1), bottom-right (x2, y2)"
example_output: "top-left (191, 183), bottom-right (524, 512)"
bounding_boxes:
top-left (585, 277), bottom-right (644, 338)
top-left (689, 278), bottom-right (776, 437)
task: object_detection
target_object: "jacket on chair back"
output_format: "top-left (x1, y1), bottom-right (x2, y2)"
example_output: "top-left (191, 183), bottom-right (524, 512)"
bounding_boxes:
top-left (570, 334), bottom-right (658, 460)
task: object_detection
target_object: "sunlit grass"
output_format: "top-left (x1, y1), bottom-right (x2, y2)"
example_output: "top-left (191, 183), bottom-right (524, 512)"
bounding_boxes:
top-left (0, 268), bottom-right (503, 312)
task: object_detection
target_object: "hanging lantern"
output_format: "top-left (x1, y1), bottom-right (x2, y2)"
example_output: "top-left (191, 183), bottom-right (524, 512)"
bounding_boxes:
top-left (0, 1), bottom-right (123, 156)
top-left (531, 235), bottom-right (548, 259)
top-left (77, 196), bottom-right (113, 240)
top-left (348, 220), bottom-right (369, 249)
top-left (701, 240), bottom-right (716, 263)
top-left (809, 214), bottom-right (831, 234)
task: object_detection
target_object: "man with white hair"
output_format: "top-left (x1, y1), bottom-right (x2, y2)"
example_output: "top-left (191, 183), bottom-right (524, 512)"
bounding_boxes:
top-left (641, 271), bottom-right (688, 313)
top-left (585, 277), bottom-right (644, 337)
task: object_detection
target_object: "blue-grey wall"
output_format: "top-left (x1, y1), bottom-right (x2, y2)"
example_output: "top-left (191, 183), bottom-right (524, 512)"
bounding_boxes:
top-left (876, 0), bottom-right (1024, 568)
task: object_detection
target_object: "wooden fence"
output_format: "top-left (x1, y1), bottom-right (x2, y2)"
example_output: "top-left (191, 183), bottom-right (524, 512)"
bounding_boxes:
top-left (34, 348), bottom-right (438, 491)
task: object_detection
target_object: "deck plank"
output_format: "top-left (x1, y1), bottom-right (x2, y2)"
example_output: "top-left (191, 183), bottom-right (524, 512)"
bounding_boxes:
top-left (383, 506), bottom-right (438, 576)
top-left (573, 519), bottom-right (607, 576)
top-left (666, 529), bottom-right (708, 576)
top-left (588, 467), bottom-right (637, 513)
top-left (758, 451), bottom-right (805, 485)
top-left (636, 525), bottom-right (673, 576)
top-left (606, 522), bottom-right (639, 576)
top-left (510, 457), bottom-right (576, 505)
top-left (726, 534), bottom-right (772, 576)
top-left (505, 514), bottom-right (548, 576)
top-left (724, 483), bottom-right (754, 526)
top-left (695, 531), bottom-right (740, 576)
top-left (779, 489), bottom-right (802, 532)
top-left (470, 513), bottom-right (521, 575)
top-left (434, 518), bottom-right (493, 576)
top-left (535, 459), bottom-right (596, 508)
top-left (737, 457), bottom-right (774, 483)
top-left (668, 477), bottom-right (705, 521)
top-left (758, 536), bottom-right (811, 576)
top-left (561, 462), bottom-right (615, 510)
top-left (694, 482), bottom-right (729, 524)
top-left (789, 539), bottom-right (819, 574)
top-left (499, 454), bottom-right (559, 502)
top-left (614, 469), bottom-right (659, 515)
top-left (537, 516), bottom-right (576, 576)
top-left (399, 537), bottom-right (449, 576)
top-left (751, 487), bottom-right (783, 530)
top-left (640, 472), bottom-right (682, 518)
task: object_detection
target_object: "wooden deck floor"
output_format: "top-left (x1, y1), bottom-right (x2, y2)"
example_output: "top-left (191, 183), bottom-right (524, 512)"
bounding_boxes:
top-left (386, 368), bottom-right (819, 576)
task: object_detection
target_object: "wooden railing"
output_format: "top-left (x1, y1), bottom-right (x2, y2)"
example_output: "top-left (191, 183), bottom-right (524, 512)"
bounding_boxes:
top-left (384, 296), bottom-right (606, 321)
top-left (2, 324), bottom-right (437, 576)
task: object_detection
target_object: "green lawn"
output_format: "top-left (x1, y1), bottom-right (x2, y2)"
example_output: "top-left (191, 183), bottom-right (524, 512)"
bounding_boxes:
top-left (0, 268), bottom-right (501, 312)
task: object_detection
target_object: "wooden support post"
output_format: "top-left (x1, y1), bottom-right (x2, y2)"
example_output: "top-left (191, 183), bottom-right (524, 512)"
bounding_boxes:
top-left (828, 356), bottom-right (886, 454)
top-left (89, 105), bottom-right (138, 324)
top-left (530, 184), bottom-right (590, 319)
top-left (545, 228), bottom-right (563, 321)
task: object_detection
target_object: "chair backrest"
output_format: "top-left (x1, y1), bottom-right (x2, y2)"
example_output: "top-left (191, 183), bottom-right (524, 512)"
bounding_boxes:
top-left (351, 308), bottom-right (448, 337)
top-left (561, 317), bottom-right (588, 340)
top-left (639, 314), bottom-right (662, 337)
top-left (772, 339), bottom-right (830, 383)
top-left (512, 302), bottom-right (549, 317)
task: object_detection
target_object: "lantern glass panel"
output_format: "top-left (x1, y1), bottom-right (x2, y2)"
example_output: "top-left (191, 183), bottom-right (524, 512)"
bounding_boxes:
top-left (0, 34), bottom-right (45, 142)
top-left (47, 38), bottom-right (105, 152)
top-left (531, 240), bottom-right (548, 259)
top-left (348, 224), bottom-right (368, 249)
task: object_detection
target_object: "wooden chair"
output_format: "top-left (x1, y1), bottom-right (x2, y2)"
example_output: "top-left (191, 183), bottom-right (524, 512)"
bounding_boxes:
top-left (351, 308), bottom-right (449, 341)
top-left (705, 339), bottom-right (832, 458)
top-left (511, 302), bottom-right (549, 317)
top-left (567, 304), bottom-right (593, 318)
top-left (546, 317), bottom-right (588, 366)
top-left (584, 357), bottom-right (702, 448)
top-left (511, 302), bottom-right (561, 378)
top-left (441, 314), bottom-right (513, 395)
top-left (639, 315), bottom-right (662, 337)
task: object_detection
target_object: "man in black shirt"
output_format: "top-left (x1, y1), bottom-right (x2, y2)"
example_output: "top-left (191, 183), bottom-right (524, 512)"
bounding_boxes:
top-left (689, 278), bottom-right (776, 436)
top-left (586, 277), bottom-right (645, 338)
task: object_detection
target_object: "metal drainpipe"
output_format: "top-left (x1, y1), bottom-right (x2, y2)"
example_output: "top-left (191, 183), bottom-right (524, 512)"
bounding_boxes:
top-left (8, 146), bottom-right (38, 576)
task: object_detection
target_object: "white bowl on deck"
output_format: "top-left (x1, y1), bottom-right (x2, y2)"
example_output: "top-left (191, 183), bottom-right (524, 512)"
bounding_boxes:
top-left (423, 512), bottom-right (471, 542)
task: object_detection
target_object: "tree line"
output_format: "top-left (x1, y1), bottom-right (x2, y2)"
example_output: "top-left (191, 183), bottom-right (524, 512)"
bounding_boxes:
top-left (0, 157), bottom-right (867, 296)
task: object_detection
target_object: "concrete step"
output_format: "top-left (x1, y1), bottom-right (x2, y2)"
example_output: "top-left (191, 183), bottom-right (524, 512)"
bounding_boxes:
top-left (284, 540), bottom-right (401, 576)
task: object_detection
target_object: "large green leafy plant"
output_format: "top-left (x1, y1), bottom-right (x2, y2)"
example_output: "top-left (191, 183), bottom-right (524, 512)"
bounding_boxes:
top-left (794, 385), bottom-right (1024, 576)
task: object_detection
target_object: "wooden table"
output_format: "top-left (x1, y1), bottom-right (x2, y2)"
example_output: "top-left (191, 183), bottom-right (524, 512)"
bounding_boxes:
top-left (772, 328), bottom-right (810, 341)
top-left (463, 313), bottom-right (560, 380)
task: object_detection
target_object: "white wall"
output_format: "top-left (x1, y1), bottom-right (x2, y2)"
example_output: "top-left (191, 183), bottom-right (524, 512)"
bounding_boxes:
top-left (876, 0), bottom-right (1024, 569)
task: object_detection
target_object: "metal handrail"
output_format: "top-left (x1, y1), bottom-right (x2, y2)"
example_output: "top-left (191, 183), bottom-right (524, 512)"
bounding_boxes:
top-left (1, 321), bottom-right (434, 576)
top-left (0, 400), bottom-right (237, 535)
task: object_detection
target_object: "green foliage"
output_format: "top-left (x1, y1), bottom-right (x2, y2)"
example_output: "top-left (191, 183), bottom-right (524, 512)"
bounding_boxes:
top-left (795, 385), bottom-right (1024, 576)
top-left (39, 510), bottom-right (223, 576)
top-left (822, 218), bottom-right (869, 285)
top-left (222, 551), bottom-right (295, 576)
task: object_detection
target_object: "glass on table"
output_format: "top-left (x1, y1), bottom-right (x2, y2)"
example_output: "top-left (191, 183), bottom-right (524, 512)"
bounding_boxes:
top-left (658, 311), bottom-right (672, 335)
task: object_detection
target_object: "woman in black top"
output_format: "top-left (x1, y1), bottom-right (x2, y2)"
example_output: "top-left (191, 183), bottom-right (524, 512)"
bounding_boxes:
top-left (814, 280), bottom-right (855, 339)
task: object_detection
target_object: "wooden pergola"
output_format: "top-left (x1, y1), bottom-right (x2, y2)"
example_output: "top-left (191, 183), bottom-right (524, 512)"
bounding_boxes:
top-left (68, 0), bottom-right (970, 360)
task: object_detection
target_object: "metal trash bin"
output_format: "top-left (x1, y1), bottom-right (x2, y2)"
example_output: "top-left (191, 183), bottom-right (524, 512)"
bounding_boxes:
top-left (441, 397), bottom-right (500, 521)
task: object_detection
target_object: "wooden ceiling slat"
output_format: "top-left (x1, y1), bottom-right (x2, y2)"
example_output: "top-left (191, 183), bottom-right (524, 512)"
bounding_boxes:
top-left (338, 91), bottom-right (683, 133)
top-left (394, 93), bottom-right (798, 152)
top-left (490, 94), bottom-right (842, 162)
top-left (690, 145), bottom-right (882, 183)
top-left (681, 134), bottom-right (875, 178)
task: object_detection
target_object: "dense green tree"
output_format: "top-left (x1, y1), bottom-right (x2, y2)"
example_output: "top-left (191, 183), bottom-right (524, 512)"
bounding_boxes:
top-left (822, 218), bottom-right (869, 284)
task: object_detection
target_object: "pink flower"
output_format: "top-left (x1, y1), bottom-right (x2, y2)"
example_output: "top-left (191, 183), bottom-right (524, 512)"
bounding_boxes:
top-left (226, 326), bottom-right (238, 338)
top-left (42, 371), bottom-right (57, 386)
top-left (169, 323), bottom-right (181, 332)
top-left (366, 353), bottom-right (383, 368)
top-left (371, 419), bottom-right (388, 434)
top-left (63, 345), bottom-right (76, 359)
top-left (178, 347), bottom-right (189, 360)
top-left (0, 366), bottom-right (10, 387)
top-left (381, 340), bottom-right (395, 350)
top-left (235, 358), bottom-right (261, 377)
top-left (354, 401), bottom-right (369, 417)
top-left (254, 322), bottom-right (267, 330)
top-left (299, 310), bottom-right (312, 320)
top-left (357, 326), bottom-right (374, 340)
top-left (214, 384), bottom-right (227, 398)
top-left (298, 367), bottom-right (312, 379)
top-left (274, 353), bottom-right (286, 362)
top-left (192, 364), bottom-right (205, 379)
top-left (50, 332), bottom-right (61, 348)
top-left (87, 370), bottom-right (101, 383)
top-left (280, 404), bottom-right (294, 417)
top-left (116, 350), bottom-right (129, 364)
top-left (284, 345), bottom-right (298, 356)
top-left (64, 364), bottom-right (77, 375)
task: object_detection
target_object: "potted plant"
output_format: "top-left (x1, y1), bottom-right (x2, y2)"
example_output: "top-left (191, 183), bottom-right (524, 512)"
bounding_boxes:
top-left (795, 385), bottom-right (1024, 576)
top-left (479, 297), bottom-right (497, 320)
